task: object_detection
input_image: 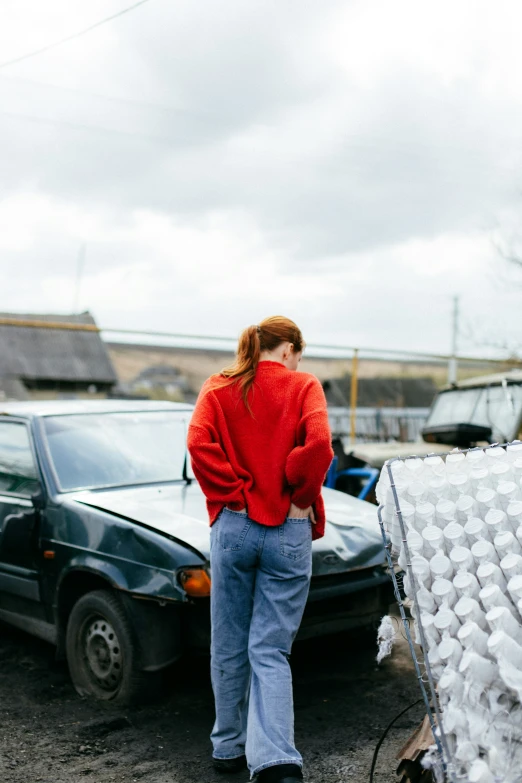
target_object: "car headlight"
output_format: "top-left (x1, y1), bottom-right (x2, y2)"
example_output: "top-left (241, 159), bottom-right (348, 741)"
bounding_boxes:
top-left (178, 567), bottom-right (211, 597)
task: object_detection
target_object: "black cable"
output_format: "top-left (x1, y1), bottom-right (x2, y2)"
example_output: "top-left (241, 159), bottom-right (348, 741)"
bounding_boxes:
top-left (369, 698), bottom-right (425, 783)
top-left (0, 0), bottom-right (153, 70)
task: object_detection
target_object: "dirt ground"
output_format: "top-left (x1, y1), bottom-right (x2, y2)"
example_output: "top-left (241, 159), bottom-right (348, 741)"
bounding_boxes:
top-left (0, 610), bottom-right (424, 783)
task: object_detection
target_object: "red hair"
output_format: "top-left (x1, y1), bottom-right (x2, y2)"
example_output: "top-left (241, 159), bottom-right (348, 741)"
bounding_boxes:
top-left (211, 316), bottom-right (304, 410)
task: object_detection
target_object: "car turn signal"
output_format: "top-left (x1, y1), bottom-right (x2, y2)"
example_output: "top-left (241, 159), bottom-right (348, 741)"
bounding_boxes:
top-left (178, 568), bottom-right (211, 597)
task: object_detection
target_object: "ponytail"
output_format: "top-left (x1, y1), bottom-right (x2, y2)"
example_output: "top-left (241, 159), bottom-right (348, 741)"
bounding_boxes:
top-left (220, 325), bottom-right (260, 410)
top-left (209, 316), bottom-right (304, 412)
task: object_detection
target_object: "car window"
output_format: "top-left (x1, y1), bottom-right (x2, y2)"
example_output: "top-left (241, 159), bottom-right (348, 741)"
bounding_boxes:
top-left (43, 412), bottom-right (189, 492)
top-left (426, 385), bottom-right (522, 442)
top-left (0, 421), bottom-right (40, 497)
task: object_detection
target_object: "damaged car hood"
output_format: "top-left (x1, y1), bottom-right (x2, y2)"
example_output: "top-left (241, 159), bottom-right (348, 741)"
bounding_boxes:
top-left (69, 482), bottom-right (384, 576)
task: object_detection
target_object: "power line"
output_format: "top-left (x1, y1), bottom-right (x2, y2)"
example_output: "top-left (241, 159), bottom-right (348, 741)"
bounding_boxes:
top-left (0, 109), bottom-right (175, 143)
top-left (0, 0), bottom-right (154, 71)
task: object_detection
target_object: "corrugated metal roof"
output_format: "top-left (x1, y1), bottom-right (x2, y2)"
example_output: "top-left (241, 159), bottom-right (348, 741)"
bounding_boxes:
top-left (0, 312), bottom-right (117, 384)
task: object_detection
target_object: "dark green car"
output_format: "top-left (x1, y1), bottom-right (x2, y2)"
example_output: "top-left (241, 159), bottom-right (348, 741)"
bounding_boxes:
top-left (0, 400), bottom-right (390, 703)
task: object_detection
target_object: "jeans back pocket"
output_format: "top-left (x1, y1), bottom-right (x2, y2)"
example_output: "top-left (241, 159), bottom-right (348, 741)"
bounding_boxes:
top-left (279, 517), bottom-right (312, 560)
top-left (218, 508), bottom-right (251, 551)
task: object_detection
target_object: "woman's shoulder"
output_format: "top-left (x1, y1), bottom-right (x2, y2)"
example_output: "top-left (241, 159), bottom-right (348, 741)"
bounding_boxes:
top-left (289, 371), bottom-right (324, 394)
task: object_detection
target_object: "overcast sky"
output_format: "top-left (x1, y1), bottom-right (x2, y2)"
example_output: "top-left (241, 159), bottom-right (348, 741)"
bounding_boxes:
top-left (1, 0), bottom-right (522, 358)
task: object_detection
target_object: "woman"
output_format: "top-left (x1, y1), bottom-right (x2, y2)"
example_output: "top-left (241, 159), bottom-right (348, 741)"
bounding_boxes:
top-left (187, 316), bottom-right (333, 783)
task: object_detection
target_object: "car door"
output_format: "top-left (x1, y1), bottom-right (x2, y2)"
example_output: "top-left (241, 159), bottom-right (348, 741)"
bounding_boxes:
top-left (0, 419), bottom-right (44, 622)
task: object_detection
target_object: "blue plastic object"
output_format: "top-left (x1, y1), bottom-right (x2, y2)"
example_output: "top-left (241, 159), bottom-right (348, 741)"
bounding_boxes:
top-left (324, 456), bottom-right (379, 501)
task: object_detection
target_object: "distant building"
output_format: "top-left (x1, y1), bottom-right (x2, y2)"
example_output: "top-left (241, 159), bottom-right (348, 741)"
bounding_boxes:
top-left (124, 364), bottom-right (192, 401)
top-left (0, 312), bottom-right (117, 400)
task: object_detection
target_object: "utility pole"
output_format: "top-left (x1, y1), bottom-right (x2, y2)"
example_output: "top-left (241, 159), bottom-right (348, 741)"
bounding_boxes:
top-left (448, 295), bottom-right (459, 385)
top-left (350, 348), bottom-right (359, 443)
top-left (73, 243), bottom-right (86, 314)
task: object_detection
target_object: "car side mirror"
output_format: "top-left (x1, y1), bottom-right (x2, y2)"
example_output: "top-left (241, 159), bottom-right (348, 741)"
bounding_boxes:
top-left (31, 485), bottom-right (46, 512)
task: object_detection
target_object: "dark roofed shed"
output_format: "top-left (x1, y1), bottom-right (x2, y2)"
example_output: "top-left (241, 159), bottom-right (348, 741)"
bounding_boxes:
top-left (0, 312), bottom-right (117, 386)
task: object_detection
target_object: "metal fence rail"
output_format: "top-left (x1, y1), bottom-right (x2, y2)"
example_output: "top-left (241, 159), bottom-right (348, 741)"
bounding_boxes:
top-left (328, 406), bottom-right (430, 443)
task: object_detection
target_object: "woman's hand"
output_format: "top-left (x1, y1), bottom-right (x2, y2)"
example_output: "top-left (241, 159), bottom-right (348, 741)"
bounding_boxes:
top-left (288, 503), bottom-right (316, 524)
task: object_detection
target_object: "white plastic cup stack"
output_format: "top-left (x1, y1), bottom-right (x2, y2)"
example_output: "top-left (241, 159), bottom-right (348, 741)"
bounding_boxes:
top-left (422, 526), bottom-right (446, 558)
top-left (407, 481), bottom-right (428, 506)
top-left (466, 448), bottom-right (486, 468)
top-left (488, 629), bottom-right (522, 669)
top-left (420, 612), bottom-right (440, 647)
top-left (449, 545), bottom-right (474, 573)
top-left (476, 562), bottom-right (507, 592)
top-left (480, 584), bottom-right (516, 615)
top-left (417, 585), bottom-right (437, 614)
top-left (497, 480), bottom-right (522, 511)
top-left (448, 472), bottom-right (472, 498)
top-left (464, 517), bottom-right (492, 544)
top-left (500, 552), bottom-right (522, 581)
top-left (427, 476), bottom-right (448, 505)
top-left (455, 596), bottom-right (487, 630)
top-left (439, 667), bottom-right (464, 705)
top-left (459, 650), bottom-right (498, 688)
top-left (435, 499), bottom-right (457, 527)
top-left (476, 488), bottom-right (500, 515)
top-left (472, 540), bottom-right (500, 567)
top-left (423, 454), bottom-right (446, 476)
top-left (456, 494), bottom-right (478, 523)
top-left (432, 577), bottom-right (457, 608)
top-left (404, 457), bottom-right (425, 479)
top-left (446, 451), bottom-right (467, 474)
top-left (485, 446), bottom-right (507, 464)
top-left (458, 621), bottom-right (490, 656)
top-left (484, 509), bottom-right (511, 538)
top-left (507, 574), bottom-right (522, 603)
top-left (507, 501), bottom-right (522, 531)
top-left (434, 607), bottom-right (461, 637)
top-left (414, 501), bottom-right (435, 531)
top-left (443, 522), bottom-right (467, 551)
top-left (485, 606), bottom-right (522, 644)
top-left (430, 553), bottom-right (454, 581)
top-left (454, 571), bottom-right (481, 600)
top-left (506, 442), bottom-right (522, 463)
top-left (468, 759), bottom-right (494, 783)
top-left (438, 637), bottom-right (463, 668)
top-left (511, 458), bottom-right (522, 480)
top-left (494, 530), bottom-right (522, 560)
top-left (396, 498), bottom-right (415, 531)
top-left (411, 555), bottom-right (432, 589)
top-left (490, 462), bottom-right (513, 484)
top-left (398, 530), bottom-right (424, 569)
top-left (470, 467), bottom-right (492, 493)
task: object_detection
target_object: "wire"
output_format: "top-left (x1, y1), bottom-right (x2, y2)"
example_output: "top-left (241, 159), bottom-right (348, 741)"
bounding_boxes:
top-left (0, 108), bottom-right (174, 144)
top-left (0, 0), bottom-right (154, 71)
top-left (369, 698), bottom-right (425, 783)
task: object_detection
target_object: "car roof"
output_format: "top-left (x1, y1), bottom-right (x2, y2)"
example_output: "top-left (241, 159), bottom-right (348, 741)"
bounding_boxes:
top-left (0, 399), bottom-right (194, 419)
top-left (441, 368), bottom-right (522, 391)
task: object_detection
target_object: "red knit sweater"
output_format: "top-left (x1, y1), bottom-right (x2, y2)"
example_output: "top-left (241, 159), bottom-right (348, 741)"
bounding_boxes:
top-left (187, 361), bottom-right (334, 540)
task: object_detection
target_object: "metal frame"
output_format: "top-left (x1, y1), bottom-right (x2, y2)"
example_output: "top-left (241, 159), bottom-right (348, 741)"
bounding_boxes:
top-left (376, 442), bottom-right (522, 780)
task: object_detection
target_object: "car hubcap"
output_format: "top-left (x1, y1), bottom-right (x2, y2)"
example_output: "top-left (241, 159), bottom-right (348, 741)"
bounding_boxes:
top-left (83, 616), bottom-right (122, 691)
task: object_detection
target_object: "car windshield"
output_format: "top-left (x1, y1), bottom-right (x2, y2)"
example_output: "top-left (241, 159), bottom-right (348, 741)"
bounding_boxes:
top-left (426, 384), bottom-right (522, 442)
top-left (42, 411), bottom-right (191, 492)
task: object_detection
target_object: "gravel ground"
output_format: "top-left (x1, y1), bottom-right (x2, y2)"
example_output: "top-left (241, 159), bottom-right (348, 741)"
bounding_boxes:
top-left (0, 608), bottom-right (424, 783)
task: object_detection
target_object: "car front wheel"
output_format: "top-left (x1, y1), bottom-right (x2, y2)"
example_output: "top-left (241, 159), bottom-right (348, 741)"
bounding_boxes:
top-left (65, 589), bottom-right (156, 704)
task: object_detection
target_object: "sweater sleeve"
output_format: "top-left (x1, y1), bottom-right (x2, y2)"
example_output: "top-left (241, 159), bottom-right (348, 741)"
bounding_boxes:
top-left (285, 378), bottom-right (334, 509)
top-left (187, 386), bottom-right (246, 510)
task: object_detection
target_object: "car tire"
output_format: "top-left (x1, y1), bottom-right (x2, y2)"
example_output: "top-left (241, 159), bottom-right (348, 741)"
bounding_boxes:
top-left (65, 589), bottom-right (158, 704)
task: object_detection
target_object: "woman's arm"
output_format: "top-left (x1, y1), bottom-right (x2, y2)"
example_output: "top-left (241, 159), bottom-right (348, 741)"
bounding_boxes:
top-left (285, 378), bottom-right (334, 510)
top-left (187, 387), bottom-right (246, 510)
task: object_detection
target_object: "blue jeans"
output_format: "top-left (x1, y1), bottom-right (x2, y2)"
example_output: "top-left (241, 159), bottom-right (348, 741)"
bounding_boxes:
top-left (210, 508), bottom-right (312, 778)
